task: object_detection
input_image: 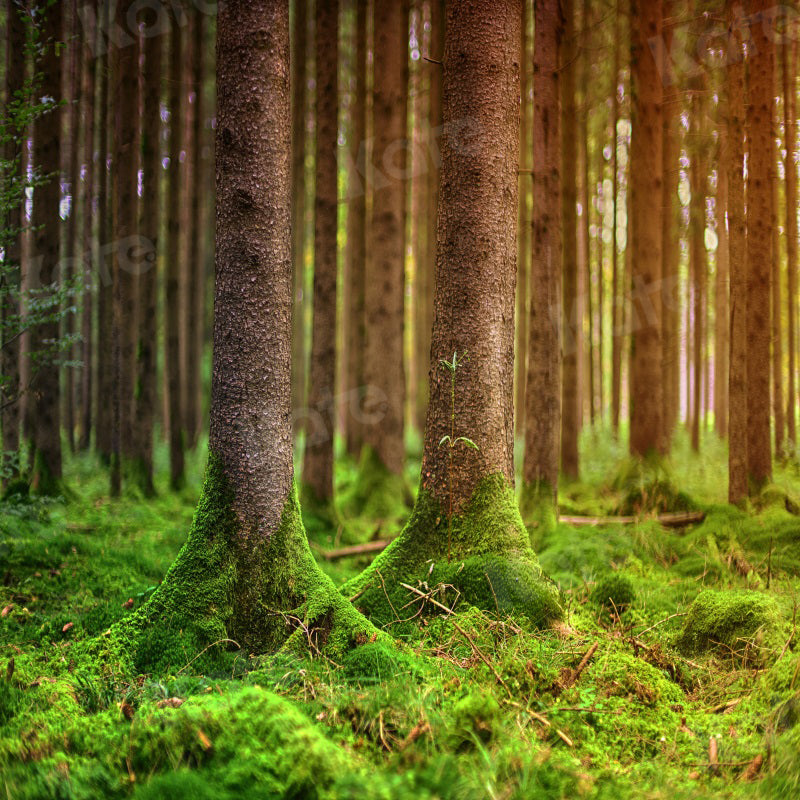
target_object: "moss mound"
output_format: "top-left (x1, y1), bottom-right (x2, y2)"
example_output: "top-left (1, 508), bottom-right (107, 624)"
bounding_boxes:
top-left (610, 457), bottom-right (695, 515)
top-left (339, 446), bottom-right (411, 523)
top-left (341, 640), bottom-right (422, 685)
top-left (677, 589), bottom-right (781, 660)
top-left (591, 573), bottom-right (636, 612)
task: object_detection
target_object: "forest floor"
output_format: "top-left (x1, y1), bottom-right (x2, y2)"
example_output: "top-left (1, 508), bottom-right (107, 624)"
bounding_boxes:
top-left (1, 429), bottom-right (800, 799)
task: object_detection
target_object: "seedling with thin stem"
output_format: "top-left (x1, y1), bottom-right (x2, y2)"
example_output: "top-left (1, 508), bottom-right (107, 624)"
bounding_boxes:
top-left (438, 349), bottom-right (479, 562)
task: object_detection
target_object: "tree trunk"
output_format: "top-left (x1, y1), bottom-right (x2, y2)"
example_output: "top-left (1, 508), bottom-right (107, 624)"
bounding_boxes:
top-left (745, 0), bottom-right (773, 491)
top-left (29, 2), bottom-right (64, 495)
top-left (771, 143), bottom-right (784, 458)
top-left (113, 0), bottom-right (378, 666)
top-left (132, 12), bottom-right (163, 496)
top-left (302, 0), bottom-right (339, 506)
top-left (785, 36), bottom-right (798, 448)
top-left (561, 0), bottom-right (579, 478)
top-left (1, 0), bottom-right (25, 478)
top-left (714, 119), bottom-right (729, 439)
top-left (344, 0), bottom-right (560, 628)
top-left (727, 0), bottom-right (747, 503)
top-left (522, 0), bottom-right (563, 508)
top-left (628, 0), bottom-right (663, 457)
top-left (165, 17), bottom-right (186, 490)
top-left (291, 0), bottom-right (308, 436)
top-left (610, 0), bottom-right (622, 436)
top-left (344, 0), bottom-right (368, 458)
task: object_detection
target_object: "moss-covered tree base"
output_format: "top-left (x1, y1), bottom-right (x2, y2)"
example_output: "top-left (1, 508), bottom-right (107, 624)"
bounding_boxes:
top-left (342, 474), bottom-right (563, 630)
top-left (339, 446), bottom-right (412, 522)
top-left (99, 454), bottom-right (382, 677)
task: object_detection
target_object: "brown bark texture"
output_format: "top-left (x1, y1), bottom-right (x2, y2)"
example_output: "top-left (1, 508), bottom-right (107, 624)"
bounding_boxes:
top-left (785, 36), bottom-right (798, 447)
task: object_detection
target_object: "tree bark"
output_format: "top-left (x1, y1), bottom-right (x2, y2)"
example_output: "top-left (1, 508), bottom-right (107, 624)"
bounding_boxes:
top-left (714, 117), bottom-right (729, 439)
top-left (745, 0), bottom-right (773, 491)
top-left (29, 1), bottom-right (64, 494)
top-left (610, 0), bottom-right (622, 436)
top-left (771, 140), bottom-right (784, 458)
top-left (561, 0), bottom-right (579, 478)
top-left (628, 0), bottom-right (663, 457)
top-left (522, 0), bottom-right (563, 506)
top-left (785, 35), bottom-right (798, 448)
top-left (303, 0), bottom-right (339, 505)
top-left (727, 0), bottom-right (747, 503)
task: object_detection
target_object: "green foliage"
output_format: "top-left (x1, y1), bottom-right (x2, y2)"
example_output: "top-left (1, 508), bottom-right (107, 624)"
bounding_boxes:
top-left (591, 573), bottom-right (636, 612)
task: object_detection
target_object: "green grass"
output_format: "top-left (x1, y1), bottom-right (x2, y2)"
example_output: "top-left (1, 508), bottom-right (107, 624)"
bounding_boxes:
top-left (1, 430), bottom-right (799, 798)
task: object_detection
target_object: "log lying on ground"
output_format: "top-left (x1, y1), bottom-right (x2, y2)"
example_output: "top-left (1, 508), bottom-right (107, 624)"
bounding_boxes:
top-left (558, 511), bottom-right (705, 528)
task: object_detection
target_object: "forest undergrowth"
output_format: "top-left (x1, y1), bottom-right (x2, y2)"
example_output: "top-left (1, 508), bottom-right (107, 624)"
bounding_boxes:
top-left (2, 428), bottom-right (800, 799)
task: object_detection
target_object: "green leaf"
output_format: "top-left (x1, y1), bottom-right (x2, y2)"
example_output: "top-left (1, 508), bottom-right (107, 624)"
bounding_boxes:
top-left (455, 437), bottom-right (479, 450)
top-left (439, 435), bottom-right (452, 447)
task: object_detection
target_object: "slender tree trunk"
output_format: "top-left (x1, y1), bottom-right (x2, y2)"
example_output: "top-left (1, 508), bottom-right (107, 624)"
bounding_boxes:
top-left (561, 0), bottom-right (580, 478)
top-left (515, 0), bottom-right (530, 439)
top-left (303, 0), bottom-right (339, 505)
top-left (132, 13), bottom-right (163, 496)
top-left (628, 0), bottom-right (663, 457)
top-left (610, 0), bottom-right (622, 436)
top-left (77, 4), bottom-right (96, 452)
top-left (1, 0), bottom-right (25, 478)
top-left (785, 36), bottom-right (798, 448)
top-left (714, 119), bottom-right (729, 439)
top-left (165, 17), bottom-right (186, 490)
top-left (522, 0), bottom-right (563, 506)
top-left (291, 0), bottom-right (308, 435)
top-left (745, 0), bottom-right (773, 491)
top-left (727, 0), bottom-right (747, 503)
top-left (772, 147), bottom-right (784, 458)
top-left (596, 100), bottom-right (605, 423)
top-left (30, 2), bottom-right (64, 494)
top-left (360, 0), bottom-right (408, 473)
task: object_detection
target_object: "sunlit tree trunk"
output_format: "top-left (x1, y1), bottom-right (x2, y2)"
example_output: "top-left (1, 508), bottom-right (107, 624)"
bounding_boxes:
top-left (714, 119), bottom-right (729, 440)
top-left (610, 0), bottom-right (622, 436)
top-left (785, 36), bottom-right (798, 448)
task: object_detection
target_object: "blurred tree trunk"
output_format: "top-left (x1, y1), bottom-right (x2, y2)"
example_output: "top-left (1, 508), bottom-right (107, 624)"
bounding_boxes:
top-left (561, 0), bottom-right (579, 478)
top-left (522, 0), bottom-right (563, 506)
top-left (771, 151), bottom-right (783, 458)
top-left (610, 0), bottom-right (622, 436)
top-left (745, 0), bottom-right (773, 491)
top-left (785, 36), bottom-right (798, 448)
top-left (30, 1), bottom-right (64, 494)
top-left (628, 0), bottom-right (664, 457)
top-left (303, 0), bottom-right (339, 505)
top-left (727, 0), bottom-right (747, 503)
top-left (714, 117), bottom-right (729, 440)
top-left (165, 17), bottom-right (186, 490)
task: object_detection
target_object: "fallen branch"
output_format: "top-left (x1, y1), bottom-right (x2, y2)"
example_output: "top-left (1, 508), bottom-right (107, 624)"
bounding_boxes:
top-left (312, 539), bottom-right (394, 560)
top-left (558, 511), bottom-right (705, 528)
top-left (559, 642), bottom-right (599, 691)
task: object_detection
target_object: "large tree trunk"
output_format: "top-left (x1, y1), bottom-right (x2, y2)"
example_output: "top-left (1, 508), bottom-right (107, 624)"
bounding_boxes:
top-left (560, 0), bottom-right (579, 478)
top-left (745, 0), bottom-right (773, 491)
top-left (165, 18), bottom-right (186, 490)
top-left (1, 0), bottom-right (25, 479)
top-left (522, 0), bottom-right (563, 508)
top-left (344, 0), bottom-right (561, 629)
top-left (345, 0), bottom-right (368, 458)
top-left (113, 0), bottom-right (377, 670)
top-left (727, 0), bottom-right (747, 503)
top-left (132, 14), bottom-right (163, 497)
top-left (628, 0), bottom-right (663, 457)
top-left (29, 2), bottom-right (64, 495)
top-left (302, 0), bottom-right (339, 507)
top-left (785, 36), bottom-right (798, 448)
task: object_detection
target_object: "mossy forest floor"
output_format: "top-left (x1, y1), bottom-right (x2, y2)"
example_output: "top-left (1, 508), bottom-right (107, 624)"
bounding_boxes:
top-left (2, 428), bottom-right (800, 799)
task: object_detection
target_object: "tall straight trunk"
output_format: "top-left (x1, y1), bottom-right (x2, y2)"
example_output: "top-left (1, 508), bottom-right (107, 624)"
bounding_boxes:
top-left (560, 0), bottom-right (579, 478)
top-left (77, 3), bottom-right (96, 452)
top-left (303, 0), bottom-right (339, 504)
top-left (772, 150), bottom-right (784, 457)
top-left (610, 0), bottom-right (622, 436)
top-left (515, 0), bottom-right (530, 439)
top-left (30, 2), bottom-right (64, 494)
top-left (1, 0), bottom-right (25, 477)
top-left (165, 17), bottom-right (186, 490)
top-left (596, 103), bottom-right (605, 422)
top-left (361, 0), bottom-right (408, 473)
top-left (63, 0), bottom-right (82, 454)
top-left (95, 0), bottom-right (112, 462)
top-left (522, 0), bottom-right (563, 505)
top-left (580, 0), bottom-right (593, 426)
top-left (689, 85), bottom-right (707, 452)
top-left (745, 0), bottom-right (773, 491)
top-left (345, 0), bottom-right (368, 456)
top-left (628, 0), bottom-right (663, 457)
top-left (111, 0), bottom-right (140, 488)
top-left (727, 0), bottom-right (747, 502)
top-left (714, 120), bottom-right (729, 439)
top-left (291, 0), bottom-right (308, 434)
top-left (785, 36), bottom-right (798, 448)
top-left (661, 0), bottom-right (679, 443)
top-left (133, 16), bottom-right (163, 496)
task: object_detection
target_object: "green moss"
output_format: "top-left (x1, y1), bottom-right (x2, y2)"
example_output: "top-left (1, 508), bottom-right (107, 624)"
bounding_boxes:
top-left (610, 456), bottom-right (696, 515)
top-left (339, 446), bottom-right (411, 522)
top-left (450, 690), bottom-right (502, 748)
top-left (591, 573), bottom-right (636, 612)
top-left (340, 640), bottom-right (423, 685)
top-left (342, 474), bottom-right (563, 629)
top-left (591, 651), bottom-right (685, 707)
top-left (677, 589), bottom-right (782, 659)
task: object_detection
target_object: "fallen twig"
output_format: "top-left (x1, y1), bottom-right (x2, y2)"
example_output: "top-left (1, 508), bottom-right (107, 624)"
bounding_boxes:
top-left (313, 539), bottom-right (394, 560)
top-left (558, 511), bottom-right (705, 527)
